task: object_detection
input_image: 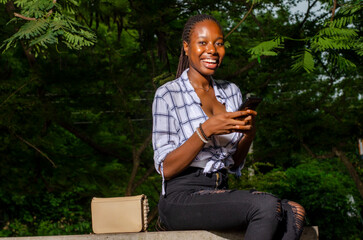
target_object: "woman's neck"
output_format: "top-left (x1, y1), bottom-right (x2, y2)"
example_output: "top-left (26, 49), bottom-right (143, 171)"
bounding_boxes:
top-left (187, 68), bottom-right (212, 89)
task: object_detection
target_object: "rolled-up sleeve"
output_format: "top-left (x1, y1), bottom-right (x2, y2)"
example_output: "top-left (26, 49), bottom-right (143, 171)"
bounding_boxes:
top-left (152, 92), bottom-right (179, 174)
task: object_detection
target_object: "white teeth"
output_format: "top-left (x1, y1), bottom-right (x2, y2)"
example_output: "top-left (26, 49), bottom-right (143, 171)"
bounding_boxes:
top-left (202, 59), bottom-right (217, 63)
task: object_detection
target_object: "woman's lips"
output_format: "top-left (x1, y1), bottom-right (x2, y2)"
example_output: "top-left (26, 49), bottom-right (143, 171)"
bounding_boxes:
top-left (201, 58), bottom-right (218, 69)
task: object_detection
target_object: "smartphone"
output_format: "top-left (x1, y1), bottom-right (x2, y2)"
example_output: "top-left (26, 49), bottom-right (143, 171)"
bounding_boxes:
top-left (238, 97), bottom-right (262, 111)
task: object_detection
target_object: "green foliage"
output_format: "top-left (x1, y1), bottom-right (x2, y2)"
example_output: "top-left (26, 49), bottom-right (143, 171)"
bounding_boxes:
top-left (0, 190), bottom-right (92, 237)
top-left (14, 0), bottom-right (55, 18)
top-left (248, 37), bottom-right (284, 59)
top-left (329, 53), bottom-right (357, 70)
top-left (245, 0), bottom-right (362, 73)
top-left (328, 2), bottom-right (362, 28)
top-left (291, 48), bottom-right (314, 73)
top-left (230, 156), bottom-right (363, 240)
top-left (0, 0), bottom-right (362, 239)
top-left (247, 0), bottom-right (262, 4)
top-left (152, 72), bottom-right (175, 87)
top-left (311, 27), bottom-right (358, 52)
top-left (1, 0), bottom-right (96, 54)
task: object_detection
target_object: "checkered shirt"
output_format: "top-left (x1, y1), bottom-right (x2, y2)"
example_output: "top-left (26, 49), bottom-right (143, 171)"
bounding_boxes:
top-left (152, 69), bottom-right (245, 195)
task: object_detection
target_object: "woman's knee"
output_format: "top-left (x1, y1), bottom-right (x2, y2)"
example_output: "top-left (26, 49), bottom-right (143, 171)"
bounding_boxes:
top-left (250, 191), bottom-right (282, 221)
top-left (284, 200), bottom-right (306, 232)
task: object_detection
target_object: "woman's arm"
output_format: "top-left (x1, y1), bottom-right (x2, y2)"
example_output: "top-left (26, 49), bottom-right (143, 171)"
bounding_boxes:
top-left (162, 110), bottom-right (256, 179)
top-left (162, 131), bottom-right (204, 179)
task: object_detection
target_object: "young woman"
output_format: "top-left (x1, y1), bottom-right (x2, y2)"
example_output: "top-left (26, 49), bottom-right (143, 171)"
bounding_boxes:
top-left (152, 14), bottom-right (305, 240)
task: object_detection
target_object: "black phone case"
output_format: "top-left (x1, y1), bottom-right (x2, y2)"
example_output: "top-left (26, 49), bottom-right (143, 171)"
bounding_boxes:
top-left (239, 97), bottom-right (262, 110)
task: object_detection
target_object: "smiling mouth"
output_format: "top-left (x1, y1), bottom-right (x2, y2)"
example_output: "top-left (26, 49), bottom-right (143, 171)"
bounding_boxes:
top-left (201, 58), bottom-right (219, 69)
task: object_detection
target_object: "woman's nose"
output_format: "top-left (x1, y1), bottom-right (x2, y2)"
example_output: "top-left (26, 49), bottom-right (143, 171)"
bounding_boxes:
top-left (206, 42), bottom-right (216, 54)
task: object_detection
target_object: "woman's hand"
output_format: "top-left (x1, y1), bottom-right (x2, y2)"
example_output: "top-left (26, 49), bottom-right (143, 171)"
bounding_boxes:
top-left (240, 110), bottom-right (257, 140)
top-left (201, 109), bottom-right (257, 138)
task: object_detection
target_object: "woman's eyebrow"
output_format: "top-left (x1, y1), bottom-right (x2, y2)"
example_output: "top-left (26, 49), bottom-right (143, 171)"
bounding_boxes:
top-left (196, 36), bottom-right (224, 40)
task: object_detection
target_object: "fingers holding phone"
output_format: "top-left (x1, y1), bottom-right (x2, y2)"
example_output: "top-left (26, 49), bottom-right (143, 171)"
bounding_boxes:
top-left (201, 97), bottom-right (261, 136)
top-left (234, 110), bottom-right (257, 135)
top-left (235, 96), bottom-right (262, 137)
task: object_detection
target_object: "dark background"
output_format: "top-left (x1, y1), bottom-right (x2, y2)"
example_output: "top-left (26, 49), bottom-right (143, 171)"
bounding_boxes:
top-left (0, 0), bottom-right (362, 239)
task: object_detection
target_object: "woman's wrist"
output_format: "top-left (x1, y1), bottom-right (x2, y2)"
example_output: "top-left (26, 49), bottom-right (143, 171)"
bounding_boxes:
top-left (200, 121), bottom-right (213, 138)
top-left (196, 127), bottom-right (208, 143)
top-left (199, 123), bottom-right (211, 140)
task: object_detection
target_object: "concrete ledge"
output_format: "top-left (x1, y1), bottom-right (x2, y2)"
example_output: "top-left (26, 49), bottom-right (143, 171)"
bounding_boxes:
top-left (1, 226), bottom-right (318, 240)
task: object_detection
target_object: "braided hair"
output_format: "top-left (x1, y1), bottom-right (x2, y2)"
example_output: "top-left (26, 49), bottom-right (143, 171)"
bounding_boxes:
top-left (176, 14), bottom-right (223, 78)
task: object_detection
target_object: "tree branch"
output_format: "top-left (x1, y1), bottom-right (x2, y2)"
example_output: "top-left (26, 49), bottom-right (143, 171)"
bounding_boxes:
top-left (56, 120), bottom-right (126, 162)
top-left (126, 133), bottom-right (152, 196)
top-left (225, 57), bottom-right (267, 81)
top-left (6, 2), bottom-right (36, 67)
top-left (225, 3), bottom-right (254, 39)
top-left (301, 142), bottom-right (335, 159)
top-left (13, 12), bottom-right (36, 21)
top-left (13, 0), bottom-right (57, 21)
top-left (14, 133), bottom-right (57, 168)
top-left (330, 0), bottom-right (337, 22)
top-left (250, 11), bottom-right (266, 38)
top-left (147, 207), bottom-right (159, 224)
top-left (131, 164), bottom-right (155, 193)
top-left (0, 81), bottom-right (30, 109)
top-left (298, 0), bottom-right (319, 30)
top-left (135, 133), bottom-right (152, 158)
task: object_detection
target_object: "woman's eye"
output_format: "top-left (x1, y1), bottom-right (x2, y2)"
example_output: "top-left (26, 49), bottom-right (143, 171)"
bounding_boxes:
top-left (216, 42), bottom-right (224, 46)
top-left (199, 41), bottom-right (206, 45)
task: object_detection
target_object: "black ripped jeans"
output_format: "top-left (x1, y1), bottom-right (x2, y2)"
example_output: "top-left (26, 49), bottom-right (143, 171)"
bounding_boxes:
top-left (158, 167), bottom-right (304, 240)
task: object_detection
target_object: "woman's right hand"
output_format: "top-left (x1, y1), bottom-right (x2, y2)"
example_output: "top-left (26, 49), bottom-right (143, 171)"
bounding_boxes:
top-left (201, 110), bottom-right (257, 137)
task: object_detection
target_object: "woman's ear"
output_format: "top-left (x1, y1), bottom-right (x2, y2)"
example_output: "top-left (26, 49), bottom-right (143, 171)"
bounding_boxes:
top-left (183, 41), bottom-right (189, 56)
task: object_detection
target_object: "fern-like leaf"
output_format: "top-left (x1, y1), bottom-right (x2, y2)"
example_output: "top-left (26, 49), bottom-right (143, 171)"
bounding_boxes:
top-left (30, 29), bottom-right (58, 47)
top-left (319, 27), bottom-right (358, 38)
top-left (291, 49), bottom-right (314, 73)
top-left (329, 54), bottom-right (356, 70)
top-left (15, 0), bottom-right (54, 18)
top-left (311, 37), bottom-right (353, 52)
top-left (327, 3), bottom-right (362, 28)
top-left (62, 31), bottom-right (95, 50)
top-left (355, 38), bottom-right (363, 56)
top-left (246, 0), bottom-right (261, 3)
top-left (248, 37), bottom-right (284, 59)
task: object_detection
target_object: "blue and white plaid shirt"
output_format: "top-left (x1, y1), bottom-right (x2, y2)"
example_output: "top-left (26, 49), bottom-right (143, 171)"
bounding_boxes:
top-left (152, 69), bottom-right (245, 195)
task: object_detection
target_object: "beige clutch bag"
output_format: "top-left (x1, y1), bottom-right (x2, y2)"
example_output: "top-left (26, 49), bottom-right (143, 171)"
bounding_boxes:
top-left (91, 194), bottom-right (149, 234)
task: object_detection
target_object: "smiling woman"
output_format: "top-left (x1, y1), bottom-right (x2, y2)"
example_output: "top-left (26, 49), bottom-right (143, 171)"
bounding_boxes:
top-left (152, 14), bottom-right (305, 240)
top-left (183, 20), bottom-right (225, 76)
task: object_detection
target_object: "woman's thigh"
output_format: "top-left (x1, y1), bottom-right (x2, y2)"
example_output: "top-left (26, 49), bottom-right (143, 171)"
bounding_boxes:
top-left (159, 189), bottom-right (281, 231)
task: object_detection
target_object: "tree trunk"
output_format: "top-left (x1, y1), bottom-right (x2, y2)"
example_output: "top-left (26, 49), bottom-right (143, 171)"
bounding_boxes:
top-left (125, 133), bottom-right (152, 196)
top-left (333, 147), bottom-right (363, 200)
top-left (5, 1), bottom-right (36, 67)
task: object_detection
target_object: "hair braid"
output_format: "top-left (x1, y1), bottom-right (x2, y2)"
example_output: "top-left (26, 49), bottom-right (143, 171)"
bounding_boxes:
top-left (176, 14), bottom-right (223, 78)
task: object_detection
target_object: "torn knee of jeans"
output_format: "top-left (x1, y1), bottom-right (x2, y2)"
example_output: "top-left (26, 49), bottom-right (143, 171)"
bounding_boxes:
top-left (276, 199), bottom-right (283, 221)
top-left (191, 189), bottom-right (231, 195)
top-left (288, 201), bottom-right (306, 235)
top-left (251, 190), bottom-right (263, 194)
top-left (250, 190), bottom-right (276, 197)
top-left (250, 190), bottom-right (283, 221)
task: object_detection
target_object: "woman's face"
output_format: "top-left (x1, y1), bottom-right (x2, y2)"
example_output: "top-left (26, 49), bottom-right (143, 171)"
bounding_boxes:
top-left (184, 20), bottom-right (225, 77)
